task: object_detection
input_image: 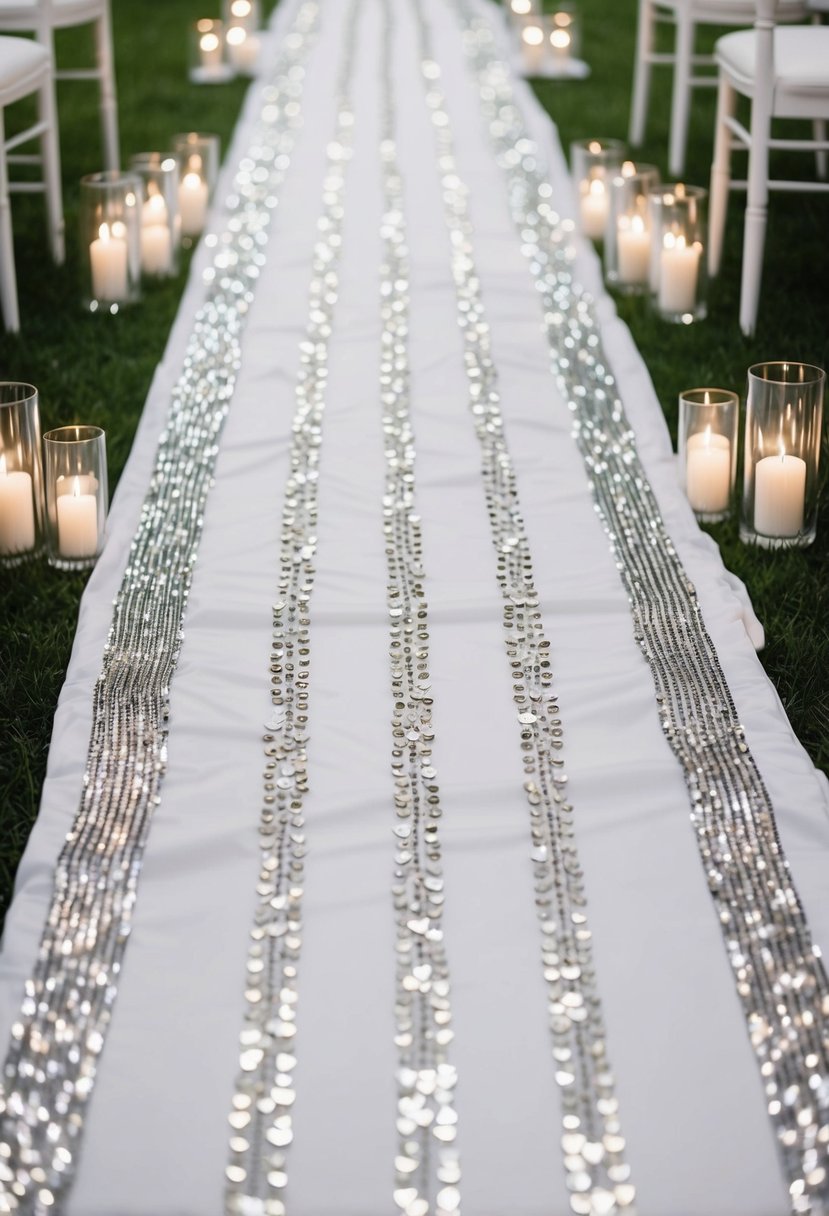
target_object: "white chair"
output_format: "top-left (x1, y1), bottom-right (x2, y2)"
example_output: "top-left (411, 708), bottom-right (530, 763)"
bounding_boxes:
top-left (708, 0), bottom-right (829, 335)
top-left (0, 33), bottom-right (64, 331)
top-left (0, 0), bottom-right (119, 170)
top-left (629, 0), bottom-right (808, 176)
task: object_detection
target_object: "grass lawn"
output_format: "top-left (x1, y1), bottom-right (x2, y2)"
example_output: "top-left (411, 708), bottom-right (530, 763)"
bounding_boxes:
top-left (0, 0), bottom-right (827, 930)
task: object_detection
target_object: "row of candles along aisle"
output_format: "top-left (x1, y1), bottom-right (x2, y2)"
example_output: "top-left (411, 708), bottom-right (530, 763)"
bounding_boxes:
top-left (190, 0), bottom-right (263, 83)
top-left (679, 364), bottom-right (824, 548)
top-left (83, 132), bottom-right (220, 312)
top-left (1, 366), bottom-right (823, 566)
top-left (571, 139), bottom-right (708, 323)
top-left (0, 385), bottom-right (107, 569)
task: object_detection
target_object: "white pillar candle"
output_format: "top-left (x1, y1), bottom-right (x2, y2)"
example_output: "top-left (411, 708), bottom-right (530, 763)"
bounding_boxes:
top-left (549, 26), bottom-right (572, 60)
top-left (617, 214), bottom-right (651, 285)
top-left (90, 222), bottom-right (129, 302)
top-left (658, 233), bottom-right (700, 314)
top-left (227, 27), bottom-right (260, 71)
top-left (754, 450), bottom-right (806, 538)
top-left (685, 428), bottom-right (731, 514)
top-left (179, 172), bottom-right (209, 237)
top-left (0, 454), bottom-right (35, 554)
top-left (580, 178), bottom-right (608, 240)
top-left (56, 476), bottom-right (98, 559)
top-left (520, 24), bottom-right (546, 73)
top-left (140, 224), bottom-right (172, 274)
top-left (229, 0), bottom-right (258, 27)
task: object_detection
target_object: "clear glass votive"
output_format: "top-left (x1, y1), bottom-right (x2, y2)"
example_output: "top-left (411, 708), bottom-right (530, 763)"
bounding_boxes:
top-left (546, 5), bottom-right (584, 72)
top-left (226, 24), bottom-right (261, 75)
top-left (79, 171), bottom-right (143, 312)
top-left (189, 18), bottom-right (234, 84)
top-left (0, 382), bottom-right (44, 564)
top-left (678, 388), bottom-right (738, 521)
top-left (570, 139), bottom-right (626, 241)
top-left (222, 0), bottom-right (261, 30)
top-left (43, 426), bottom-right (108, 570)
top-left (171, 132), bottom-right (220, 240)
top-left (129, 152), bottom-right (181, 279)
top-left (518, 17), bottom-right (548, 74)
top-left (740, 361), bottom-right (825, 549)
top-left (647, 183), bottom-right (707, 323)
top-left (508, 0), bottom-right (540, 19)
top-left (605, 162), bottom-right (660, 292)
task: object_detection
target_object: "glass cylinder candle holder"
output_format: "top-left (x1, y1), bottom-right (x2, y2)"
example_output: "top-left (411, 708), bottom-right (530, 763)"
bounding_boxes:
top-left (222, 0), bottom-right (260, 30)
top-left (79, 171), bottom-right (143, 313)
top-left (740, 361), bottom-right (825, 549)
top-left (189, 18), bottom-right (234, 84)
top-left (518, 17), bottom-right (548, 74)
top-left (43, 426), bottom-right (108, 570)
top-left (172, 132), bottom-right (220, 240)
top-left (570, 139), bottom-right (626, 241)
top-left (129, 152), bottom-right (181, 279)
top-left (226, 23), bottom-right (261, 75)
top-left (545, 6), bottom-right (588, 78)
top-left (508, 0), bottom-right (540, 20)
top-left (678, 388), bottom-right (739, 521)
top-left (605, 162), bottom-right (660, 291)
top-left (647, 183), bottom-right (707, 323)
top-left (0, 382), bottom-right (44, 564)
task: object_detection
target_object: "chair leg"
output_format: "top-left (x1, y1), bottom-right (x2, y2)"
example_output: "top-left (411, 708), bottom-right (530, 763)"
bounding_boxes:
top-left (0, 113), bottom-right (20, 333)
top-left (629, 0), bottom-right (654, 146)
top-left (668, 10), bottom-right (694, 177)
top-left (38, 77), bottom-right (65, 265)
top-left (740, 87), bottom-right (772, 338)
top-left (96, 5), bottom-right (120, 171)
top-left (813, 119), bottom-right (827, 181)
top-left (708, 76), bottom-right (735, 278)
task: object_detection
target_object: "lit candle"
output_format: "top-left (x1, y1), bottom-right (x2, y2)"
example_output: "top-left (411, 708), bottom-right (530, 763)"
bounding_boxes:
top-left (510, 0), bottom-right (534, 14)
top-left (521, 23), bottom-right (546, 73)
top-left (89, 222), bottom-right (129, 302)
top-left (616, 214), bottom-right (650, 285)
top-left (56, 475), bottom-right (98, 559)
top-left (754, 447), bottom-right (806, 538)
top-left (549, 25), bottom-right (572, 60)
top-left (200, 30), bottom-right (222, 71)
top-left (230, 0), bottom-right (257, 25)
top-left (580, 177), bottom-right (608, 240)
top-left (140, 192), bottom-right (172, 275)
top-left (226, 26), bottom-right (260, 71)
top-left (179, 171), bottom-right (209, 237)
top-left (658, 232), bottom-right (701, 315)
top-left (686, 427), bottom-right (731, 514)
top-left (0, 453), bottom-right (35, 555)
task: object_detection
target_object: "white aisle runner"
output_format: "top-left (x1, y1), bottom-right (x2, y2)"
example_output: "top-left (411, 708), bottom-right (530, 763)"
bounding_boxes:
top-left (1, 1), bottom-right (828, 1214)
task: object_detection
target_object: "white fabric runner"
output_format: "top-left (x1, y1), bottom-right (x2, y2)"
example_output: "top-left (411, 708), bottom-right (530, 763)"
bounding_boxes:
top-left (2, 1), bottom-right (828, 1213)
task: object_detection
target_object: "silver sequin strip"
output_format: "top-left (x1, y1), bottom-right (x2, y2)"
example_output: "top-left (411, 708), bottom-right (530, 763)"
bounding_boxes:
top-left (454, 4), bottom-right (829, 1208)
top-left (224, 5), bottom-right (360, 1212)
top-left (378, 8), bottom-right (461, 1216)
top-left (412, 5), bottom-right (635, 1214)
top-left (0, 9), bottom-right (318, 1214)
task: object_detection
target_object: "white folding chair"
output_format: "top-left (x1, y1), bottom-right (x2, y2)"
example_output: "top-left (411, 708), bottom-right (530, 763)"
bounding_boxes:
top-left (629, 0), bottom-right (808, 176)
top-left (0, 33), bottom-right (64, 331)
top-left (707, 0), bottom-right (829, 335)
top-left (0, 0), bottom-right (119, 171)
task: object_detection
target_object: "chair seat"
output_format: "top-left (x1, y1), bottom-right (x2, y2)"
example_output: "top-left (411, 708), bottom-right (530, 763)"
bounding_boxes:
top-left (0, 0), bottom-right (108, 31)
top-left (656, 0), bottom-right (806, 17)
top-left (0, 32), bottom-right (48, 103)
top-left (717, 24), bottom-right (829, 92)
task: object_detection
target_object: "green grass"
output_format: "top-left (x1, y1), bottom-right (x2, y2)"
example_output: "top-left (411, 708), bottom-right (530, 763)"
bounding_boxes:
top-left (1, 0), bottom-right (827, 930)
